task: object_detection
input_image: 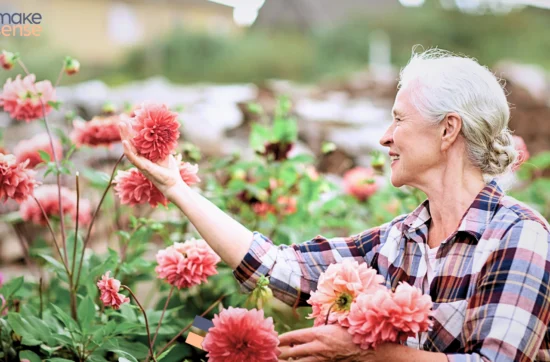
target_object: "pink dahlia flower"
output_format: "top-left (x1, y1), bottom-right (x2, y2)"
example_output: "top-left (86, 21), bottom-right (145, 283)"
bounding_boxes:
top-left (347, 283), bottom-right (433, 350)
top-left (343, 167), bottom-right (382, 202)
top-left (307, 259), bottom-right (385, 327)
top-left (512, 135), bottom-right (530, 172)
top-left (252, 202), bottom-right (276, 217)
top-left (131, 102), bottom-right (180, 163)
top-left (277, 196), bottom-right (297, 215)
top-left (202, 307), bottom-right (280, 362)
top-left (113, 168), bottom-right (168, 207)
top-left (177, 158), bottom-right (201, 185)
top-left (155, 238), bottom-right (220, 289)
top-left (0, 74), bottom-right (56, 122)
top-left (13, 133), bottom-right (63, 168)
top-left (97, 271), bottom-right (130, 310)
top-left (19, 184), bottom-right (91, 225)
top-left (70, 115), bottom-right (122, 148)
top-left (0, 153), bottom-right (37, 203)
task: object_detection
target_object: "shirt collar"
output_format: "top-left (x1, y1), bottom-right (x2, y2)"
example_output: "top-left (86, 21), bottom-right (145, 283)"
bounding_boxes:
top-left (402, 179), bottom-right (504, 241)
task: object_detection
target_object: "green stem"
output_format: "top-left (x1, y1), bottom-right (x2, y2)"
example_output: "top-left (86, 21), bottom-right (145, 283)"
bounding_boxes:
top-left (121, 285), bottom-right (157, 362)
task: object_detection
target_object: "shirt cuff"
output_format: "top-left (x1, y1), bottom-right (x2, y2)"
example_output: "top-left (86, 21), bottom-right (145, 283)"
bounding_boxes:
top-left (232, 231), bottom-right (276, 294)
top-left (446, 353), bottom-right (483, 362)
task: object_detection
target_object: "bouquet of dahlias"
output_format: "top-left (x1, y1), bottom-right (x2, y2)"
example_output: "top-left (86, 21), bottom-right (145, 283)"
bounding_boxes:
top-left (307, 259), bottom-right (433, 349)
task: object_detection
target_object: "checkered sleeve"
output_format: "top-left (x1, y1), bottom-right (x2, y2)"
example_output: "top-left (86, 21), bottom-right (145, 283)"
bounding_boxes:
top-left (446, 219), bottom-right (550, 362)
top-left (232, 224), bottom-right (387, 307)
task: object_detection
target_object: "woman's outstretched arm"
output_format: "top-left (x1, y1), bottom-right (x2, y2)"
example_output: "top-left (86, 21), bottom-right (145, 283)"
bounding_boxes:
top-left (118, 120), bottom-right (253, 269)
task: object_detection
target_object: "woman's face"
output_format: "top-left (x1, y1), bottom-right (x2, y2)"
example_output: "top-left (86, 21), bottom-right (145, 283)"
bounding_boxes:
top-left (379, 86), bottom-right (443, 188)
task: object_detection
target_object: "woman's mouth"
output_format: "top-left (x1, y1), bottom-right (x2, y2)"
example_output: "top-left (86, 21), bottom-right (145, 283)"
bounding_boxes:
top-left (390, 155), bottom-right (400, 166)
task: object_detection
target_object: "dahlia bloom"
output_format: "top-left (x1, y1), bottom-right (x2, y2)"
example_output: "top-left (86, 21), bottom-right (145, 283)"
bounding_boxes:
top-left (155, 238), bottom-right (220, 289)
top-left (131, 102), bottom-right (180, 162)
top-left (19, 184), bottom-right (91, 225)
top-left (512, 135), bottom-right (530, 172)
top-left (252, 202), bottom-right (276, 216)
top-left (0, 153), bottom-right (37, 203)
top-left (347, 283), bottom-right (433, 350)
top-left (307, 259), bottom-right (385, 327)
top-left (202, 307), bottom-right (280, 362)
top-left (0, 50), bottom-right (16, 70)
top-left (113, 168), bottom-right (168, 207)
top-left (97, 271), bottom-right (130, 310)
top-left (277, 196), bottom-right (297, 215)
top-left (0, 74), bottom-right (56, 122)
top-left (13, 133), bottom-right (63, 168)
top-left (0, 272), bottom-right (4, 287)
top-left (177, 158), bottom-right (201, 185)
top-left (343, 167), bottom-right (382, 202)
top-left (70, 115), bottom-right (122, 148)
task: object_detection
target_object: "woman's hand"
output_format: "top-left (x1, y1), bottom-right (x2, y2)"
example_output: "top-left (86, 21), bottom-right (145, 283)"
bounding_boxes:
top-left (118, 120), bottom-right (183, 199)
top-left (278, 324), bottom-right (375, 362)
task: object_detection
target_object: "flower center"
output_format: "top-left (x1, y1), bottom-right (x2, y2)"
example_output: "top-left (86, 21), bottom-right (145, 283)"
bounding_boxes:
top-left (335, 292), bottom-right (353, 311)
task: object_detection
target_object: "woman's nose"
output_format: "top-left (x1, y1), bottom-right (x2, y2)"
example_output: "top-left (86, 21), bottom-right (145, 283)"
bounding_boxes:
top-left (379, 125), bottom-right (393, 147)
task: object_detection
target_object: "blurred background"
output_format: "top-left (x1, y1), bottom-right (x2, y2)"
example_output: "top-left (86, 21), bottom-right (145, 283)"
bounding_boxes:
top-left (1, 1), bottom-right (550, 359)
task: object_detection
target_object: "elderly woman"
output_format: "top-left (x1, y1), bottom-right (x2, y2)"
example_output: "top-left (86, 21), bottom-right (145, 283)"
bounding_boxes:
top-left (118, 49), bottom-right (550, 362)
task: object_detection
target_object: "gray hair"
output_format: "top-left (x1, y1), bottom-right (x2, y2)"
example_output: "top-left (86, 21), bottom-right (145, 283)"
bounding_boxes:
top-left (398, 48), bottom-right (518, 181)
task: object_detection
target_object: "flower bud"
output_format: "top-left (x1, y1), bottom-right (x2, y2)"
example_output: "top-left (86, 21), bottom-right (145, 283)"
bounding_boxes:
top-left (64, 56), bottom-right (80, 75)
top-left (370, 152), bottom-right (386, 172)
top-left (0, 50), bottom-right (17, 70)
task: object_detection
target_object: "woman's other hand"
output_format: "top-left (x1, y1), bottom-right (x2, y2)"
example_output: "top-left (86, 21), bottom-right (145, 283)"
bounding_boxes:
top-left (278, 324), bottom-right (375, 362)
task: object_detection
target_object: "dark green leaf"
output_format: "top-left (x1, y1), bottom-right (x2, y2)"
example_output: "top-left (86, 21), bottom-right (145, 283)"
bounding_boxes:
top-left (20, 351), bottom-right (41, 362)
top-left (77, 296), bottom-right (96, 330)
top-left (51, 303), bottom-right (80, 332)
top-left (0, 276), bottom-right (24, 298)
top-left (7, 313), bottom-right (42, 346)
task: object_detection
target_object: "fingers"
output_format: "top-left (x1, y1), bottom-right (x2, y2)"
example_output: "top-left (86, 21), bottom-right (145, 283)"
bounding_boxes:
top-left (122, 140), bottom-right (148, 171)
top-left (279, 342), bottom-right (321, 360)
top-left (279, 328), bottom-right (316, 347)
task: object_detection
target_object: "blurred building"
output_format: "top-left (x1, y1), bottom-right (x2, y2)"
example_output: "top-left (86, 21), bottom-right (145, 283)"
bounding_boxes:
top-left (0, 0), bottom-right (236, 64)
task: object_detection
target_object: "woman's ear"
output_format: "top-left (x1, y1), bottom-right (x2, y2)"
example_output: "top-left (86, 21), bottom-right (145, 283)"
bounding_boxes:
top-left (441, 112), bottom-right (462, 151)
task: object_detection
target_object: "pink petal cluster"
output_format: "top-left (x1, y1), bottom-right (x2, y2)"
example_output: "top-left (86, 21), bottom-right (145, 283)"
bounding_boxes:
top-left (97, 271), bottom-right (130, 310)
top-left (202, 307), bottom-right (281, 362)
top-left (113, 168), bottom-right (168, 207)
top-left (13, 133), bottom-right (63, 168)
top-left (155, 238), bottom-right (220, 289)
top-left (70, 115), bottom-right (122, 148)
top-left (131, 102), bottom-right (180, 162)
top-left (343, 167), bottom-right (382, 202)
top-left (0, 74), bottom-right (56, 122)
top-left (0, 153), bottom-right (37, 203)
top-left (178, 159), bottom-right (201, 185)
top-left (19, 185), bottom-right (91, 225)
top-left (114, 160), bottom-right (200, 208)
top-left (512, 135), bottom-right (530, 172)
top-left (347, 282), bottom-right (433, 350)
top-left (307, 259), bottom-right (385, 327)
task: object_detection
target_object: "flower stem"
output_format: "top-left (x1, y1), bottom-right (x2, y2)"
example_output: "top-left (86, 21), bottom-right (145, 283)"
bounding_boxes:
top-left (324, 302), bottom-right (337, 326)
top-left (69, 172), bottom-right (81, 320)
top-left (74, 154), bottom-right (124, 289)
top-left (146, 285), bottom-right (175, 362)
top-left (156, 294), bottom-right (226, 357)
top-left (18, 58), bottom-right (70, 276)
top-left (121, 285), bottom-right (157, 362)
top-left (33, 196), bottom-right (71, 276)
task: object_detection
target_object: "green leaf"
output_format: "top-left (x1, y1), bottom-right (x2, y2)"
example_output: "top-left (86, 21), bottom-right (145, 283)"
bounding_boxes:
top-left (77, 296), bottom-right (96, 330)
top-left (51, 303), bottom-right (80, 332)
top-left (7, 313), bottom-right (42, 346)
top-left (38, 150), bottom-right (51, 163)
top-left (47, 100), bottom-right (62, 110)
top-left (20, 350), bottom-right (41, 362)
top-left (38, 254), bottom-right (68, 280)
top-left (247, 102), bottom-right (264, 114)
top-left (47, 359), bottom-right (75, 362)
top-left (321, 141), bottom-right (337, 154)
top-left (156, 344), bottom-right (177, 361)
top-left (0, 276), bottom-right (24, 298)
top-left (250, 124), bottom-right (270, 152)
top-left (81, 167), bottom-right (111, 189)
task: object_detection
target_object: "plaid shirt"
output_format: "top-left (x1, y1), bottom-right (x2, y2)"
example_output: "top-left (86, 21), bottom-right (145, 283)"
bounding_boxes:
top-left (233, 179), bottom-right (550, 361)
